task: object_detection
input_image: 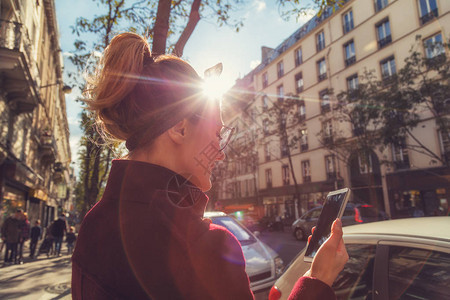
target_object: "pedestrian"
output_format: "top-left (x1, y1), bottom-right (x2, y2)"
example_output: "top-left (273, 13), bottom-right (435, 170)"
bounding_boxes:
top-left (66, 226), bottom-right (76, 255)
top-left (51, 214), bottom-right (67, 257)
top-left (72, 32), bottom-right (348, 299)
top-left (17, 212), bottom-right (30, 264)
top-left (1, 209), bottom-right (23, 265)
top-left (29, 220), bottom-right (42, 259)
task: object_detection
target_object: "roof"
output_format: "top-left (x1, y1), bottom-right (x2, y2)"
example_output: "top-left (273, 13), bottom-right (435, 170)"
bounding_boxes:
top-left (343, 216), bottom-right (450, 241)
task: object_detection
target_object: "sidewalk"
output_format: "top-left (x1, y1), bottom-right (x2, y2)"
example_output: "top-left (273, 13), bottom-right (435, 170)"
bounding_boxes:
top-left (1, 241), bottom-right (72, 300)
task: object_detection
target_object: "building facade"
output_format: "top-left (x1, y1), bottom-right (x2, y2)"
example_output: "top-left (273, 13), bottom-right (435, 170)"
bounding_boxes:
top-left (0, 0), bottom-right (72, 228)
top-left (215, 0), bottom-right (449, 222)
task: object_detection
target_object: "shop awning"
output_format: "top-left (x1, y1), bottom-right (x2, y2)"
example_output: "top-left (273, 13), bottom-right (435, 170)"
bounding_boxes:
top-left (29, 188), bottom-right (48, 202)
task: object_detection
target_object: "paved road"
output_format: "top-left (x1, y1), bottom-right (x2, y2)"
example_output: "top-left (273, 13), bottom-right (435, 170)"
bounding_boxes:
top-left (258, 228), bottom-right (307, 267)
top-left (0, 254), bottom-right (72, 300)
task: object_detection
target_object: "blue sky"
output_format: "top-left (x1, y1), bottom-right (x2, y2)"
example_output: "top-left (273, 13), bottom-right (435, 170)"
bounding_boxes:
top-left (55, 0), bottom-right (315, 174)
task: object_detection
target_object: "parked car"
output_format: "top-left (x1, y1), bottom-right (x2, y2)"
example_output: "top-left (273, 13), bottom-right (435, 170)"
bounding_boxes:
top-left (270, 217), bottom-right (450, 300)
top-left (204, 211), bottom-right (285, 295)
top-left (291, 203), bottom-right (388, 240)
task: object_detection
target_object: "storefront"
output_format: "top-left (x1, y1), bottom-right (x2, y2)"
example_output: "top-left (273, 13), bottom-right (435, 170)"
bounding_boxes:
top-left (386, 167), bottom-right (450, 218)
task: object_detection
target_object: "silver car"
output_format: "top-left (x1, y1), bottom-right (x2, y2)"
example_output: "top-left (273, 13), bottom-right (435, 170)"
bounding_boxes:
top-left (270, 217), bottom-right (450, 300)
top-left (204, 211), bottom-right (284, 296)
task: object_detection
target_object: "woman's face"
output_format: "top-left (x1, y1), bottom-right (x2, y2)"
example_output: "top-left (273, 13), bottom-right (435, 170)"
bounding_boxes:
top-left (183, 104), bottom-right (226, 192)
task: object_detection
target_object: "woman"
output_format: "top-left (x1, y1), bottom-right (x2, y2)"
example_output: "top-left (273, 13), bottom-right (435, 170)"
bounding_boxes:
top-left (72, 32), bottom-right (348, 299)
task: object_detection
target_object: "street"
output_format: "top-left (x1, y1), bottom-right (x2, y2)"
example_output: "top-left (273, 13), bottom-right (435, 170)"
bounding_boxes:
top-left (0, 230), bottom-right (304, 299)
top-left (0, 254), bottom-right (72, 300)
top-left (258, 228), bottom-right (307, 267)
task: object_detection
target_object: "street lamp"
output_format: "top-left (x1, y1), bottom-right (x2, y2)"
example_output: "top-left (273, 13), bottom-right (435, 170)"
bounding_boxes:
top-left (40, 80), bottom-right (72, 94)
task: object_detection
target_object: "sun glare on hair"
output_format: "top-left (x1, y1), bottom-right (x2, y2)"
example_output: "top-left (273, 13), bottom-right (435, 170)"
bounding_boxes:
top-left (202, 77), bottom-right (228, 100)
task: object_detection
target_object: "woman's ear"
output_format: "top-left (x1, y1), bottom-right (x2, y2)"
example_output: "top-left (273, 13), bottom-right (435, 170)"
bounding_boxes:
top-left (167, 119), bottom-right (188, 145)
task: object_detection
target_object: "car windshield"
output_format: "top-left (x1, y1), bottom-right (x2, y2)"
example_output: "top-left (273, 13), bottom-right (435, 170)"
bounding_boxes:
top-left (210, 216), bottom-right (257, 246)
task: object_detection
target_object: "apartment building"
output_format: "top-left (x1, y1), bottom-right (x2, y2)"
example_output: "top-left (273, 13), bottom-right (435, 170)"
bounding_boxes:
top-left (216, 0), bottom-right (449, 222)
top-left (0, 0), bottom-right (72, 227)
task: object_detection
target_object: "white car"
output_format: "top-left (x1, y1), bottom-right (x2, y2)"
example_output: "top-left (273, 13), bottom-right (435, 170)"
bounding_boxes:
top-left (269, 217), bottom-right (450, 300)
top-left (204, 211), bottom-right (284, 295)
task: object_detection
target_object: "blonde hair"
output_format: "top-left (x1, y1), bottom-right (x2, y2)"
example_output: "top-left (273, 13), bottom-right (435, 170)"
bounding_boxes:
top-left (85, 32), bottom-right (206, 151)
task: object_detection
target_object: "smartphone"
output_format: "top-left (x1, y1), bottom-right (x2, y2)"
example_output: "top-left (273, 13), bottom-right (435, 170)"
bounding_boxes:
top-left (304, 188), bottom-right (351, 263)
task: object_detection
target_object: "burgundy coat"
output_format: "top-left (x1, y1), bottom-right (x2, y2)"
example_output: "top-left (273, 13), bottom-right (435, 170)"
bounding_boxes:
top-left (72, 160), bottom-right (335, 299)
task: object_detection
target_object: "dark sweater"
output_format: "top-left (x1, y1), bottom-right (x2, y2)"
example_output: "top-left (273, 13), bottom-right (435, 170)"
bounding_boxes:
top-left (72, 160), bottom-right (335, 299)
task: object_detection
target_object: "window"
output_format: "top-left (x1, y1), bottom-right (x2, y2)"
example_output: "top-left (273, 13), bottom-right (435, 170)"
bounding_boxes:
top-left (317, 58), bottom-right (327, 81)
top-left (277, 85), bottom-right (284, 102)
top-left (265, 143), bottom-right (271, 162)
top-left (295, 47), bottom-right (303, 66)
top-left (325, 155), bottom-right (336, 180)
top-left (388, 246), bottom-right (450, 300)
top-left (282, 165), bottom-right (290, 185)
top-left (342, 10), bottom-right (354, 34)
top-left (323, 120), bottom-right (333, 143)
top-left (277, 61), bottom-right (284, 78)
top-left (320, 89), bottom-right (330, 114)
top-left (439, 130), bottom-right (450, 163)
top-left (280, 137), bottom-right (288, 157)
top-left (316, 31), bottom-right (325, 52)
top-left (418, 0), bottom-right (438, 25)
top-left (376, 19), bottom-right (392, 48)
top-left (344, 40), bottom-right (356, 66)
top-left (262, 72), bottom-right (268, 88)
top-left (300, 129), bottom-right (308, 152)
top-left (374, 0), bottom-right (388, 12)
top-left (358, 153), bottom-right (373, 174)
top-left (263, 119), bottom-right (269, 136)
top-left (424, 33), bottom-right (445, 59)
top-left (298, 102), bottom-right (306, 121)
top-left (380, 56), bottom-right (396, 79)
top-left (332, 244), bottom-right (376, 299)
top-left (347, 74), bottom-right (359, 91)
top-left (301, 160), bottom-right (311, 182)
top-left (295, 72), bottom-right (304, 93)
top-left (392, 139), bottom-right (409, 169)
top-left (262, 94), bottom-right (269, 110)
top-left (265, 169), bottom-right (272, 188)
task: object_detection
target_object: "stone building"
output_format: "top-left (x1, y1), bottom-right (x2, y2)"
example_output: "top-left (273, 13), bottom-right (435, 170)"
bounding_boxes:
top-left (215, 0), bottom-right (449, 222)
top-left (0, 0), bottom-right (72, 228)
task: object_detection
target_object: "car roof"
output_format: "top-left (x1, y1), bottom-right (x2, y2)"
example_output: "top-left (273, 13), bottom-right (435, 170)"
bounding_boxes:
top-left (343, 216), bottom-right (450, 241)
top-left (203, 211), bottom-right (227, 218)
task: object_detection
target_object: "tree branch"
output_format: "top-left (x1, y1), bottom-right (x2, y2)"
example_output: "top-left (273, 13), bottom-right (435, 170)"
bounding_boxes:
top-left (172, 0), bottom-right (201, 57)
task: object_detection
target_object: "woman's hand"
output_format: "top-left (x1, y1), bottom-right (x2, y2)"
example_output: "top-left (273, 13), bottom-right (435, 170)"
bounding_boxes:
top-left (303, 219), bottom-right (348, 287)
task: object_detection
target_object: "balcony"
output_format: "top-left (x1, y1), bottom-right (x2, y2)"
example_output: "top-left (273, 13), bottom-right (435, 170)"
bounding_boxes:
top-left (300, 143), bottom-right (308, 152)
top-left (303, 176), bottom-right (311, 183)
top-left (323, 136), bottom-right (333, 145)
top-left (327, 172), bottom-right (337, 180)
top-left (321, 104), bottom-right (331, 114)
top-left (318, 73), bottom-right (327, 82)
top-left (40, 132), bottom-right (57, 164)
top-left (420, 9), bottom-right (438, 25)
top-left (296, 86), bottom-right (304, 93)
top-left (378, 35), bottom-right (392, 48)
top-left (345, 56), bottom-right (356, 67)
top-left (0, 19), bottom-right (39, 114)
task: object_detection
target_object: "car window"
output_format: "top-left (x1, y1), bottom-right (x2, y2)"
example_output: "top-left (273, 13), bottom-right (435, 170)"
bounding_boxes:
top-left (388, 246), bottom-right (450, 300)
top-left (332, 244), bottom-right (376, 300)
top-left (343, 208), bottom-right (354, 217)
top-left (210, 216), bottom-right (256, 245)
top-left (310, 209), bottom-right (321, 219)
top-left (357, 206), bottom-right (378, 218)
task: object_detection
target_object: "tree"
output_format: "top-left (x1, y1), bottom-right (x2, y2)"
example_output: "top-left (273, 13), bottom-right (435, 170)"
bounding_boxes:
top-left (261, 93), bottom-right (307, 218)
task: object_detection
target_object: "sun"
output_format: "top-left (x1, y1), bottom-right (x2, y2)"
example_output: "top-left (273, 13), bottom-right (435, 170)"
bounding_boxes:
top-left (202, 76), bottom-right (230, 100)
